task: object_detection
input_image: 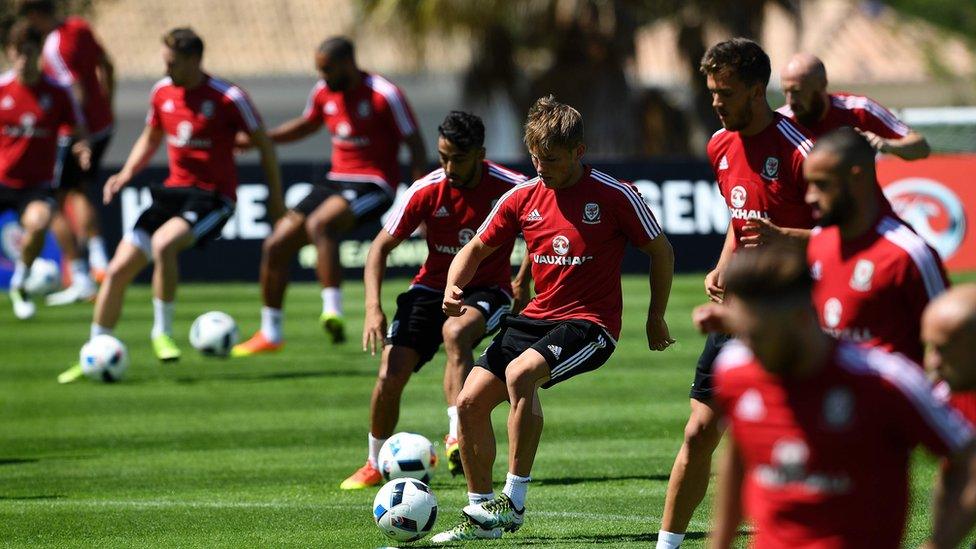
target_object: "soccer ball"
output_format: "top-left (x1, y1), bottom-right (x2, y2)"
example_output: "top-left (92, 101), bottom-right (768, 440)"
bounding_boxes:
top-left (372, 478), bottom-right (438, 542)
top-left (378, 432), bottom-right (438, 483)
top-left (80, 335), bottom-right (129, 382)
top-left (189, 311), bottom-right (238, 357)
top-left (24, 258), bottom-right (60, 295)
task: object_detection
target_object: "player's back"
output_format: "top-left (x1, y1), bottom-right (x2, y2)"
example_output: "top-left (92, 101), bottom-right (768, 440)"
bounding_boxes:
top-left (42, 16), bottom-right (113, 135)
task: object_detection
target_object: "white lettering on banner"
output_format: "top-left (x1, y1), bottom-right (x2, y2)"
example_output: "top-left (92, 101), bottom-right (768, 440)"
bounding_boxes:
top-left (222, 185), bottom-right (270, 240)
top-left (663, 180), bottom-right (694, 234)
top-left (285, 183), bottom-right (313, 209)
top-left (632, 180), bottom-right (729, 235)
top-left (299, 238), bottom-right (529, 270)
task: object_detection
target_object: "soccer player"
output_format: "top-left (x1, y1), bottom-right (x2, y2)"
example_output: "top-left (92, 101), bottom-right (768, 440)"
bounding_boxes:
top-left (657, 38), bottom-right (815, 549)
top-left (805, 127), bottom-right (948, 364)
top-left (1, 21), bottom-right (90, 320)
top-left (20, 0), bottom-right (115, 304)
top-left (232, 36), bottom-right (426, 354)
top-left (705, 245), bottom-right (976, 549)
top-left (430, 96), bottom-right (675, 542)
top-left (340, 111), bottom-right (528, 490)
top-left (779, 52), bottom-right (929, 160)
top-left (923, 285), bottom-right (976, 426)
top-left (58, 28), bottom-right (283, 381)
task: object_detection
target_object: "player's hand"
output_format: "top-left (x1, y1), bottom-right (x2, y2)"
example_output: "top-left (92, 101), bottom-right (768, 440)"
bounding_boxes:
top-left (704, 268), bottom-right (725, 303)
top-left (442, 285), bottom-right (466, 317)
top-left (103, 170), bottom-right (131, 205)
top-left (233, 131), bottom-right (254, 154)
top-left (362, 306), bottom-right (387, 356)
top-left (855, 128), bottom-right (888, 153)
top-left (646, 313), bottom-right (674, 351)
top-left (72, 139), bottom-right (92, 171)
top-left (740, 218), bottom-right (787, 248)
top-left (511, 279), bottom-right (531, 314)
top-left (692, 303), bottom-right (730, 334)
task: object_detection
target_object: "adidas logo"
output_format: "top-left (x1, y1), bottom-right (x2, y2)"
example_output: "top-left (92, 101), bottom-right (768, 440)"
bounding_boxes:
top-left (547, 344), bottom-right (562, 360)
top-left (162, 99), bottom-right (175, 113)
top-left (526, 209), bottom-right (543, 222)
top-left (434, 206), bottom-right (450, 218)
top-left (718, 155), bottom-right (729, 170)
top-left (0, 96), bottom-right (13, 110)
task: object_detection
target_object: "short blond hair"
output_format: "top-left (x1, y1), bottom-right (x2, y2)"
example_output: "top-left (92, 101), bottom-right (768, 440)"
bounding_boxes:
top-left (523, 95), bottom-right (584, 152)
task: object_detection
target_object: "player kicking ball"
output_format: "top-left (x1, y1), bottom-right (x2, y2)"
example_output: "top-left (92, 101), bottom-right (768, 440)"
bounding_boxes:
top-left (431, 96), bottom-right (674, 542)
top-left (340, 111), bottom-right (529, 489)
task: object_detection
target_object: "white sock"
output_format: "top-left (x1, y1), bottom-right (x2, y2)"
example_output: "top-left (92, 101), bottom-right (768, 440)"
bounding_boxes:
top-left (91, 323), bottom-right (112, 339)
top-left (88, 236), bottom-right (108, 271)
top-left (447, 406), bottom-right (459, 439)
top-left (502, 472), bottom-right (530, 510)
top-left (322, 287), bottom-right (342, 316)
top-left (368, 432), bottom-right (387, 468)
top-left (260, 306), bottom-right (283, 343)
top-left (70, 259), bottom-right (92, 286)
top-left (151, 298), bottom-right (174, 339)
top-left (656, 530), bottom-right (685, 549)
top-left (10, 260), bottom-right (28, 289)
top-left (468, 492), bottom-right (494, 506)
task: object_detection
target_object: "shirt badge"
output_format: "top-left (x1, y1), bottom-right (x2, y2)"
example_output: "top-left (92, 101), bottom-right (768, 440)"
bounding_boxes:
top-left (583, 202), bottom-right (601, 224)
top-left (849, 259), bottom-right (874, 292)
top-left (763, 156), bottom-right (779, 179)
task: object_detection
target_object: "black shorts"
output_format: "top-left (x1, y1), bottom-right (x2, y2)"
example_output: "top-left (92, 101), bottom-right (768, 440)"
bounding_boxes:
top-left (477, 315), bottom-right (616, 389)
top-left (386, 286), bottom-right (512, 370)
top-left (133, 187), bottom-right (234, 247)
top-left (293, 177), bottom-right (393, 222)
top-left (689, 332), bottom-right (733, 401)
top-left (0, 186), bottom-right (56, 216)
top-left (54, 132), bottom-right (112, 191)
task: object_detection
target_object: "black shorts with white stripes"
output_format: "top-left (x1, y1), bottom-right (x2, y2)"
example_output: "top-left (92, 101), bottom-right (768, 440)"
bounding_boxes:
top-left (293, 177), bottom-right (393, 223)
top-left (133, 187), bottom-right (234, 247)
top-left (385, 285), bottom-right (512, 371)
top-left (476, 315), bottom-right (616, 389)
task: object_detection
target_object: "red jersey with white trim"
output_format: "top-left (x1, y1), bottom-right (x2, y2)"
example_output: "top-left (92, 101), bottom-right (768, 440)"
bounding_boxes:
top-left (41, 16), bottom-right (113, 136)
top-left (477, 166), bottom-right (663, 339)
top-left (302, 72), bottom-right (418, 194)
top-left (777, 93), bottom-right (910, 140)
top-left (715, 340), bottom-right (972, 549)
top-left (934, 381), bottom-right (976, 427)
top-left (707, 114), bottom-right (815, 247)
top-left (0, 71), bottom-right (81, 189)
top-left (384, 161), bottom-right (526, 291)
top-left (808, 215), bottom-right (948, 364)
top-left (146, 75), bottom-right (263, 200)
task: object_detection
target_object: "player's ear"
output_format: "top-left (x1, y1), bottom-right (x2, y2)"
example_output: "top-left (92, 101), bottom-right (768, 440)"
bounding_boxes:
top-left (574, 143), bottom-right (586, 160)
top-left (476, 147), bottom-right (486, 162)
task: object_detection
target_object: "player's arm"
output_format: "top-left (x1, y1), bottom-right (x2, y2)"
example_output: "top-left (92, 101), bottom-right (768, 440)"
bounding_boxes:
top-left (858, 128), bottom-right (930, 161)
top-left (709, 440), bottom-right (745, 549)
top-left (363, 230), bottom-right (404, 355)
top-left (926, 439), bottom-right (976, 548)
top-left (249, 127), bottom-right (285, 222)
top-left (238, 116), bottom-right (321, 148)
top-left (403, 132), bottom-right (428, 182)
top-left (103, 125), bottom-right (164, 204)
top-left (443, 236), bottom-right (499, 317)
top-left (511, 251), bottom-right (533, 315)
top-left (637, 235), bottom-right (675, 351)
top-left (706, 223), bottom-right (736, 303)
top-left (740, 218), bottom-right (811, 248)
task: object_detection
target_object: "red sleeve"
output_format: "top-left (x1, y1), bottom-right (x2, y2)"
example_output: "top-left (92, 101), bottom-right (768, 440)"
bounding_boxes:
top-left (609, 181), bottom-right (662, 247)
top-left (854, 97), bottom-right (910, 139)
top-left (383, 182), bottom-right (432, 239)
top-left (301, 84), bottom-right (324, 124)
top-left (378, 84), bottom-right (418, 139)
top-left (222, 86), bottom-right (262, 133)
top-left (476, 186), bottom-right (522, 248)
top-left (57, 84), bottom-right (82, 129)
top-left (146, 90), bottom-right (161, 128)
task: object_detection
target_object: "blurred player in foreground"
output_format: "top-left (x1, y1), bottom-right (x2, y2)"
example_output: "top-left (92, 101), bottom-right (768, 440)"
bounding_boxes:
top-left (923, 285), bottom-right (976, 427)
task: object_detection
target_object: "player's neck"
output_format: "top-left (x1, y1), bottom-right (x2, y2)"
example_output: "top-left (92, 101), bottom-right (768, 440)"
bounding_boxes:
top-left (179, 70), bottom-right (206, 90)
top-left (792, 325), bottom-right (830, 380)
top-left (739, 105), bottom-right (774, 137)
top-left (838, 196), bottom-right (879, 240)
top-left (16, 69), bottom-right (41, 87)
top-left (553, 162), bottom-right (584, 190)
top-left (468, 163), bottom-right (484, 189)
top-left (815, 92), bottom-right (830, 122)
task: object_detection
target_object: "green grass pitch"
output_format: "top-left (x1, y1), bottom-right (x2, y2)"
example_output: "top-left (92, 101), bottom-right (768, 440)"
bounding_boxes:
top-left (0, 273), bottom-right (968, 547)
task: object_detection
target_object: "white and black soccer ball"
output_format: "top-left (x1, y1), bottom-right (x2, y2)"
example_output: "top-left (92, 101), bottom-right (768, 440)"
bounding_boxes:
top-left (378, 432), bottom-right (438, 483)
top-left (80, 335), bottom-right (129, 382)
top-left (24, 258), bottom-right (60, 295)
top-left (372, 478), bottom-right (438, 542)
top-left (189, 311), bottom-right (238, 357)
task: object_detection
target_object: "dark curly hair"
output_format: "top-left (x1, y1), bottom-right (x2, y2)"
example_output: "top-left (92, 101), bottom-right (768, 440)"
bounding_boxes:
top-left (700, 37), bottom-right (771, 88)
top-left (438, 111), bottom-right (485, 152)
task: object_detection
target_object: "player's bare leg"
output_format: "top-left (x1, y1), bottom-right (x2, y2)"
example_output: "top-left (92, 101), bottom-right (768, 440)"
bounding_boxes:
top-left (148, 217), bottom-right (194, 362)
top-left (233, 213), bottom-right (308, 356)
top-left (659, 398), bottom-right (723, 546)
top-left (9, 200), bottom-right (53, 319)
top-left (340, 345), bottom-right (422, 490)
top-left (69, 190), bottom-right (109, 279)
top-left (441, 308), bottom-right (488, 476)
top-left (92, 241), bottom-right (148, 331)
top-left (46, 207), bottom-right (97, 305)
top-left (305, 195), bottom-right (356, 343)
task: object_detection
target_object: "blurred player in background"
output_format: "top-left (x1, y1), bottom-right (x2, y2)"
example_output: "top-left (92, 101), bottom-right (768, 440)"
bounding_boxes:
top-left (232, 36), bottom-right (427, 355)
top-left (705, 245), bottom-right (976, 549)
top-left (58, 28), bottom-right (283, 381)
top-left (923, 285), bottom-right (976, 427)
top-left (805, 127), bottom-right (947, 364)
top-left (432, 96), bottom-right (674, 542)
top-left (657, 38), bottom-right (815, 549)
top-left (19, 0), bottom-right (115, 304)
top-left (340, 111), bottom-right (528, 490)
top-left (1, 21), bottom-right (90, 320)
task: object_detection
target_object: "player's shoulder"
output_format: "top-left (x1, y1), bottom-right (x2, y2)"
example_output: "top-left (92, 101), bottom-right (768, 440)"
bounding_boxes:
top-left (363, 72), bottom-right (406, 102)
top-left (775, 104), bottom-right (794, 118)
top-left (829, 92), bottom-right (879, 112)
top-left (63, 16), bottom-right (92, 32)
top-left (150, 77), bottom-right (174, 98)
top-left (406, 169), bottom-right (447, 195)
top-left (834, 341), bottom-right (928, 390)
top-left (715, 339), bottom-right (760, 380)
top-left (40, 74), bottom-right (71, 93)
top-left (773, 113), bottom-right (814, 158)
top-left (706, 127), bottom-right (732, 157)
top-left (0, 70), bottom-right (15, 88)
top-left (875, 214), bottom-right (947, 286)
top-left (205, 75), bottom-right (251, 102)
top-left (485, 161), bottom-right (527, 186)
top-left (588, 167), bottom-right (642, 199)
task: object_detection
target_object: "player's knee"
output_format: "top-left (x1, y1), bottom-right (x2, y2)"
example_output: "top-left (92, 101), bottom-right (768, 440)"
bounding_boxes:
top-left (305, 216), bottom-right (336, 241)
top-left (22, 206), bottom-right (52, 232)
top-left (377, 359), bottom-right (412, 388)
top-left (455, 389), bottom-right (482, 419)
top-left (504, 358), bottom-right (546, 392)
top-left (262, 234), bottom-right (288, 264)
top-left (442, 319), bottom-right (477, 349)
top-left (683, 415), bottom-right (720, 455)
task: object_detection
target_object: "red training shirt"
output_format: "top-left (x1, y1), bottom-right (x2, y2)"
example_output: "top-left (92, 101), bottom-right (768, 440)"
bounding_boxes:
top-left (41, 16), bottom-right (113, 137)
top-left (778, 93), bottom-right (911, 140)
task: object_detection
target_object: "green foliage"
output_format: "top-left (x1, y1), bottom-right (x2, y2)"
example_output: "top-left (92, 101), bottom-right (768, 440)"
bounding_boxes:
top-left (885, 0), bottom-right (976, 45)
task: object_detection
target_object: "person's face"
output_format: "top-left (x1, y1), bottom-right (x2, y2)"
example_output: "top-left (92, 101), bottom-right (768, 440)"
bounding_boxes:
top-left (437, 136), bottom-right (484, 188)
top-left (163, 47), bottom-right (197, 85)
top-left (707, 70), bottom-right (760, 132)
top-left (8, 43), bottom-right (40, 75)
top-left (923, 317), bottom-right (976, 390)
top-left (804, 150), bottom-right (855, 226)
top-left (781, 74), bottom-right (826, 127)
top-left (529, 143), bottom-right (584, 188)
top-left (316, 51), bottom-right (353, 91)
top-left (726, 296), bottom-right (803, 376)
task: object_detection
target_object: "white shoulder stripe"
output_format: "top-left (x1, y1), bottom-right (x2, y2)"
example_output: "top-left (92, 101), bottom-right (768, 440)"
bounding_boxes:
top-left (877, 216), bottom-right (946, 298)
top-left (150, 77), bottom-right (173, 97)
top-left (776, 119), bottom-right (813, 158)
top-left (715, 339), bottom-right (754, 374)
top-left (590, 169), bottom-right (662, 238)
top-left (42, 30), bottom-right (74, 86)
top-left (776, 104), bottom-right (794, 117)
top-left (477, 179), bottom-right (538, 235)
top-left (487, 164), bottom-right (527, 185)
top-left (365, 74), bottom-right (415, 137)
top-left (208, 78), bottom-right (261, 131)
top-left (302, 80), bottom-right (326, 119)
top-left (383, 169), bottom-right (445, 234)
top-left (838, 344), bottom-right (972, 450)
top-left (0, 70), bottom-right (15, 85)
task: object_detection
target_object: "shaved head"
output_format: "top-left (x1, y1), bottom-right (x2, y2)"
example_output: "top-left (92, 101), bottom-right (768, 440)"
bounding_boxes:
top-left (923, 285), bottom-right (976, 390)
top-left (781, 52), bottom-right (827, 88)
top-left (780, 52), bottom-right (829, 127)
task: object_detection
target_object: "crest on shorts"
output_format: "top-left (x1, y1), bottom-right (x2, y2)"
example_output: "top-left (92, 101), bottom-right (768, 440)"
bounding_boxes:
top-left (458, 228), bottom-right (475, 245)
top-left (730, 185), bottom-right (747, 209)
top-left (552, 235), bottom-right (570, 256)
top-left (38, 94), bottom-right (52, 111)
top-left (763, 156), bottom-right (779, 179)
top-left (823, 387), bottom-right (854, 429)
top-left (357, 100), bottom-right (371, 118)
top-left (849, 259), bottom-right (874, 292)
top-left (200, 100), bottom-right (215, 118)
top-left (583, 202), bottom-right (601, 224)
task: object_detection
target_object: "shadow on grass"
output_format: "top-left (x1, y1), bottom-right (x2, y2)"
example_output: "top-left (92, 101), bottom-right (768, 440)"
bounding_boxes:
top-left (514, 529), bottom-right (752, 544)
top-left (0, 494), bottom-right (64, 500)
top-left (0, 458), bottom-right (40, 466)
top-left (171, 369), bottom-right (374, 384)
top-left (534, 473), bottom-right (671, 486)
